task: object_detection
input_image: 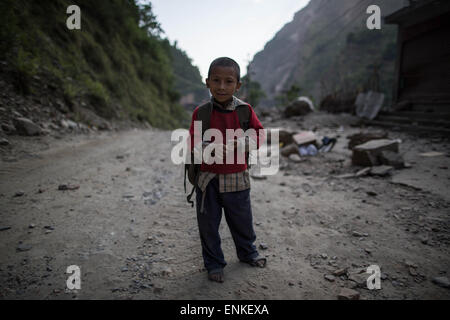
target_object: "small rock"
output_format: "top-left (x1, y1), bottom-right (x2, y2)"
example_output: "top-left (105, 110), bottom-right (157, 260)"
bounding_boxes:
top-left (29, 224), bottom-right (36, 229)
top-left (1, 123), bottom-right (16, 135)
top-left (0, 226), bottom-right (12, 231)
top-left (17, 244), bottom-right (32, 252)
top-left (409, 268), bottom-right (418, 276)
top-left (321, 253), bottom-right (328, 259)
top-left (14, 191), bottom-right (25, 197)
top-left (352, 231), bottom-right (369, 237)
top-left (420, 236), bottom-right (428, 244)
top-left (259, 243), bottom-right (268, 250)
top-left (337, 288), bottom-right (360, 300)
top-left (333, 269), bottom-right (347, 277)
top-left (355, 167), bottom-right (371, 177)
top-left (58, 184), bottom-right (80, 191)
top-left (432, 277), bottom-right (450, 289)
top-left (161, 267), bottom-right (172, 276)
top-left (366, 191), bottom-right (377, 197)
top-left (324, 274), bottom-right (335, 282)
top-left (0, 138), bottom-right (9, 146)
top-left (370, 165), bottom-right (394, 177)
top-left (288, 154), bottom-right (303, 163)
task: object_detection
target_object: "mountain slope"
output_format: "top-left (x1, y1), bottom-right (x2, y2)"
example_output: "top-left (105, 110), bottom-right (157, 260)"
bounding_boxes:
top-left (249, 0), bottom-right (407, 108)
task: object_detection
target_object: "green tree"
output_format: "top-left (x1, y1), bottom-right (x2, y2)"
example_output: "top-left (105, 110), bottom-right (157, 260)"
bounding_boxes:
top-left (275, 84), bottom-right (302, 106)
top-left (239, 69), bottom-right (266, 108)
top-left (138, 2), bottom-right (163, 37)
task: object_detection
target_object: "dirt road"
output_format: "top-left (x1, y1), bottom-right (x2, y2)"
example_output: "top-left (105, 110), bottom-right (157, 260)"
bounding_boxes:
top-left (1, 114), bottom-right (449, 299)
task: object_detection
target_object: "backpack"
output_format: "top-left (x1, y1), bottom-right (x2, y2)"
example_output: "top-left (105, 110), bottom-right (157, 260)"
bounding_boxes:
top-left (184, 101), bottom-right (251, 207)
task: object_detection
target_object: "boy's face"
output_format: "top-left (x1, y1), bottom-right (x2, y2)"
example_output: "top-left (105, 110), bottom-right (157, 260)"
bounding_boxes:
top-left (206, 66), bottom-right (241, 105)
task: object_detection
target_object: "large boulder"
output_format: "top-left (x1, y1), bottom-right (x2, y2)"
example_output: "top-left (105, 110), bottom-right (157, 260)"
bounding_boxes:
top-left (265, 128), bottom-right (295, 146)
top-left (347, 131), bottom-right (389, 150)
top-left (352, 139), bottom-right (400, 167)
top-left (13, 117), bottom-right (41, 136)
top-left (284, 100), bottom-right (312, 118)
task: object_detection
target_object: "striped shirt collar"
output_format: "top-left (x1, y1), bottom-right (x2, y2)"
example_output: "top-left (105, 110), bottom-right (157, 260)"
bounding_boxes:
top-left (211, 96), bottom-right (248, 111)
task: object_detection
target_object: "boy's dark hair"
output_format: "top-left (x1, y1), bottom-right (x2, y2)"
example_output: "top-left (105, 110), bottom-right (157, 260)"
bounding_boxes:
top-left (208, 57), bottom-right (241, 82)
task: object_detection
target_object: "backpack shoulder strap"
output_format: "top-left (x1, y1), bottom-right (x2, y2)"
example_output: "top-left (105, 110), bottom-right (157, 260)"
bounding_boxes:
top-left (236, 104), bottom-right (251, 131)
top-left (196, 101), bottom-right (213, 135)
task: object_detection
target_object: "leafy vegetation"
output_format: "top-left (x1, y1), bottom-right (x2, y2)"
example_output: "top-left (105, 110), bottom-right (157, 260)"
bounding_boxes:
top-left (0, 0), bottom-right (203, 129)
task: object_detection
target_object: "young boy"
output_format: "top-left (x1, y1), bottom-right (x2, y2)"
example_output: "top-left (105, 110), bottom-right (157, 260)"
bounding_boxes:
top-left (188, 57), bottom-right (266, 283)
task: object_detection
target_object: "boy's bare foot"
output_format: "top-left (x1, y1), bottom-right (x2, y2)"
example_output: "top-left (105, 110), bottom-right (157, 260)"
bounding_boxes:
top-left (242, 256), bottom-right (267, 268)
top-left (208, 271), bottom-right (224, 283)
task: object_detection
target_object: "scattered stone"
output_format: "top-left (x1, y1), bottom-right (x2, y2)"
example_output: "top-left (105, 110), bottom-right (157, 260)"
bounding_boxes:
top-left (348, 273), bottom-right (367, 288)
top-left (29, 224), bottom-right (36, 229)
top-left (324, 274), bottom-right (335, 282)
top-left (288, 153), bottom-right (303, 163)
top-left (352, 231), bottom-right (369, 237)
top-left (13, 117), bottom-right (41, 136)
top-left (0, 226), bottom-right (11, 231)
top-left (0, 138), bottom-right (9, 146)
top-left (14, 191), bottom-right (25, 197)
top-left (16, 244), bottom-right (32, 252)
top-left (333, 269), bottom-right (347, 277)
top-left (409, 268), bottom-right (418, 276)
top-left (337, 288), bottom-right (360, 300)
top-left (321, 253), bottom-right (328, 259)
top-left (432, 277), bottom-right (450, 289)
top-left (1, 123), bottom-right (16, 135)
top-left (58, 184), bottom-right (80, 191)
top-left (161, 267), bottom-right (172, 276)
top-left (355, 167), bottom-right (371, 177)
top-left (281, 143), bottom-right (300, 157)
top-left (370, 165), bottom-right (394, 177)
top-left (259, 243), bottom-right (268, 250)
top-left (420, 235), bottom-right (428, 244)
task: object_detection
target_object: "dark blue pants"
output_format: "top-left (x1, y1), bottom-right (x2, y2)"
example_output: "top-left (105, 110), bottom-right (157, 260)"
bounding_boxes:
top-left (196, 177), bottom-right (259, 273)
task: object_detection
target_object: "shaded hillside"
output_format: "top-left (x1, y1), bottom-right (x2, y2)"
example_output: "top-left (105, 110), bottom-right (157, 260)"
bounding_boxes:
top-left (165, 41), bottom-right (209, 110)
top-left (0, 0), bottom-right (203, 129)
top-left (249, 0), bottom-right (406, 108)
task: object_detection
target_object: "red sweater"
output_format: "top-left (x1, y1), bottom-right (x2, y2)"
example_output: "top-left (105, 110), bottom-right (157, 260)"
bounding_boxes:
top-left (189, 103), bottom-right (264, 174)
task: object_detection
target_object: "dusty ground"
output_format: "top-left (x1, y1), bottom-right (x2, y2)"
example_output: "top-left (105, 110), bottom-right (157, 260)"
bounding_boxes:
top-left (0, 112), bottom-right (449, 300)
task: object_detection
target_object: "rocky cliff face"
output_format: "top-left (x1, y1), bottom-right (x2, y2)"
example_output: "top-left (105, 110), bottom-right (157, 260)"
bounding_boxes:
top-left (249, 0), bottom-right (407, 107)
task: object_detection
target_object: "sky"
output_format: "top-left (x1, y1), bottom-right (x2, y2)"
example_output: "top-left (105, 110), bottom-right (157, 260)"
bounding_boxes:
top-left (147, 0), bottom-right (310, 80)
